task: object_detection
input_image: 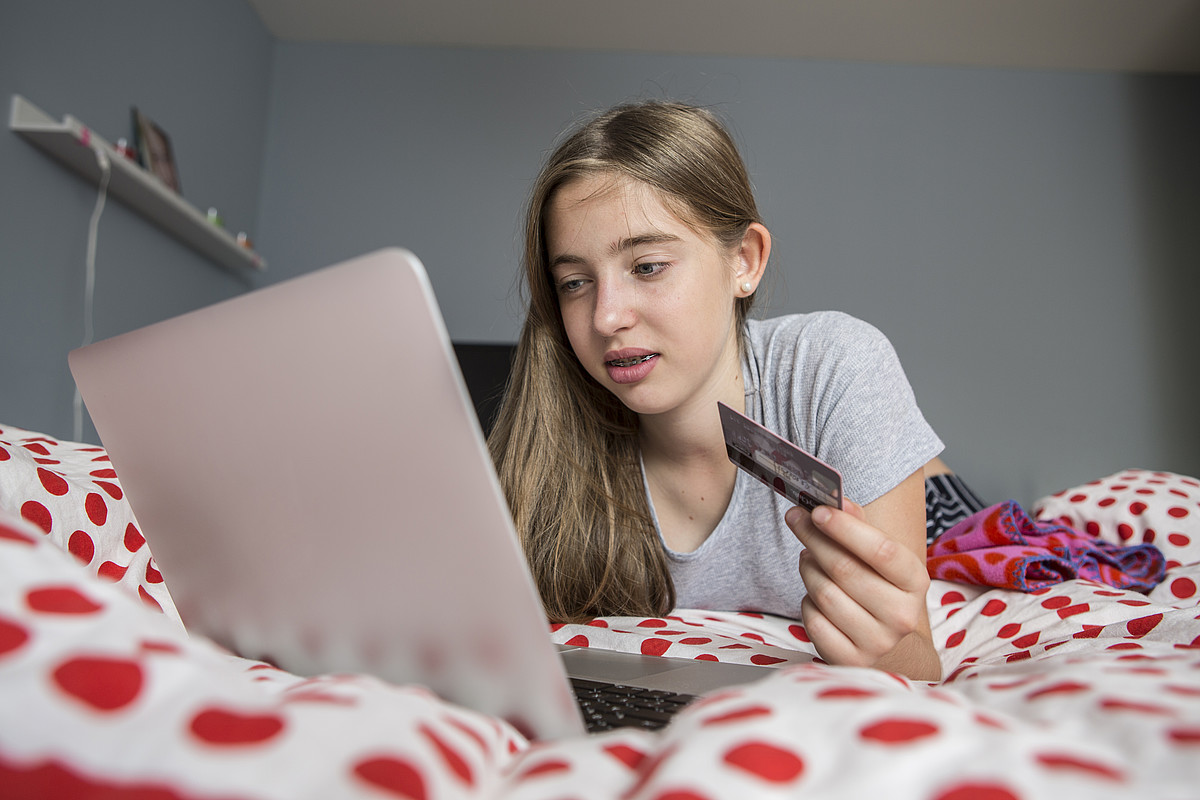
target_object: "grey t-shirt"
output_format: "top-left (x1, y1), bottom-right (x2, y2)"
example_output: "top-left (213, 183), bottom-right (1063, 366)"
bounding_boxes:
top-left (645, 312), bottom-right (944, 620)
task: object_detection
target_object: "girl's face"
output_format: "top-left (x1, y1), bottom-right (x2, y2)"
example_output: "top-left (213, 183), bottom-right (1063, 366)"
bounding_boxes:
top-left (545, 173), bottom-right (751, 421)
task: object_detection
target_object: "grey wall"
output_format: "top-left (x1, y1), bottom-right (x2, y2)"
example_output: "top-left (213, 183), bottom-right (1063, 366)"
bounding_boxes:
top-left (257, 44), bottom-right (1199, 506)
top-left (2, 0), bottom-right (1196, 508)
top-left (0, 0), bottom-right (273, 439)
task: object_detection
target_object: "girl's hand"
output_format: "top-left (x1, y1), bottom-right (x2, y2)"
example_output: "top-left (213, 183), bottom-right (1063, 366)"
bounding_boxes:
top-left (786, 487), bottom-right (941, 681)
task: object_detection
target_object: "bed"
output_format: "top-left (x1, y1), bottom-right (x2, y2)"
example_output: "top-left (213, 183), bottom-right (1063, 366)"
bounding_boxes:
top-left (2, 421), bottom-right (1198, 799)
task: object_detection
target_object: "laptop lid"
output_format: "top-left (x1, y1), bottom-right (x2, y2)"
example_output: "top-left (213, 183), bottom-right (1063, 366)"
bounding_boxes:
top-left (69, 249), bottom-right (585, 739)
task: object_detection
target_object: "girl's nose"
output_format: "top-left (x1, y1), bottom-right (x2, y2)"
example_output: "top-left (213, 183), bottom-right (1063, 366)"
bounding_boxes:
top-left (592, 278), bottom-right (638, 338)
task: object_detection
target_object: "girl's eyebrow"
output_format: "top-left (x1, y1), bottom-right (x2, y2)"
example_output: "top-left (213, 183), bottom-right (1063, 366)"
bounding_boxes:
top-left (550, 232), bottom-right (682, 272)
top-left (612, 232), bottom-right (681, 256)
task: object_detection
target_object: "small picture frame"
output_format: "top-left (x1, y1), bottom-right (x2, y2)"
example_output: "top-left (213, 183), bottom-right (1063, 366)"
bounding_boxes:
top-left (131, 107), bottom-right (182, 194)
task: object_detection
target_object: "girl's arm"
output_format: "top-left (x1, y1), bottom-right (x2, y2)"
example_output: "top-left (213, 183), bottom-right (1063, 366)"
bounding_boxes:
top-left (787, 468), bottom-right (942, 682)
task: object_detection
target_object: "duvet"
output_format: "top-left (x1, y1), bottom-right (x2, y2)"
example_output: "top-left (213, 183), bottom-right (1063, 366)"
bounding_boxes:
top-left (1, 423), bottom-right (1198, 799)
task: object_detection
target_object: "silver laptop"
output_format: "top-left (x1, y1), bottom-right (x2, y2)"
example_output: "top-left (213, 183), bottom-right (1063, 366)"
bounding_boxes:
top-left (69, 248), bottom-right (768, 740)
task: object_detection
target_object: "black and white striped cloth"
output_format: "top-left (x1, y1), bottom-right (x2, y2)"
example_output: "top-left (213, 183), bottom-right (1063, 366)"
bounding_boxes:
top-left (925, 473), bottom-right (988, 544)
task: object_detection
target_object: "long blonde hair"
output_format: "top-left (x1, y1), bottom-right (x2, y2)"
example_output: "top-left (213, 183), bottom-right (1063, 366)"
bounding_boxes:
top-left (488, 101), bottom-right (763, 622)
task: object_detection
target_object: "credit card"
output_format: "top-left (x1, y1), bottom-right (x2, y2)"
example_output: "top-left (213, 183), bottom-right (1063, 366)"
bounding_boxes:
top-left (717, 402), bottom-right (843, 511)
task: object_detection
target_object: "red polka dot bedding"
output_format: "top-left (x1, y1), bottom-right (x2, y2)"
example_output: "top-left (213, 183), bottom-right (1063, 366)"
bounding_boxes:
top-left (2, 423), bottom-right (1198, 799)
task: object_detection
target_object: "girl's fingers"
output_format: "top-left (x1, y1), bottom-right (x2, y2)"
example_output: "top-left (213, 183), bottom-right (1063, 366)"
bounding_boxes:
top-left (798, 534), bottom-right (893, 622)
top-left (799, 595), bottom-right (859, 665)
top-left (789, 504), bottom-right (928, 595)
top-left (800, 590), bottom-right (900, 668)
top-left (799, 549), bottom-right (914, 657)
top-left (791, 504), bottom-right (931, 666)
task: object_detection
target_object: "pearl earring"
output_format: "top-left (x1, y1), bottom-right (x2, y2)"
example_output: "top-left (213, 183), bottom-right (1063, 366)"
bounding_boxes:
top-left (740, 281), bottom-right (753, 294)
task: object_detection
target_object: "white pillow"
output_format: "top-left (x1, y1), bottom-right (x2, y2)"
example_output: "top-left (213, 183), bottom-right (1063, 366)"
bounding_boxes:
top-left (1035, 468), bottom-right (1200, 601)
top-left (0, 424), bottom-right (179, 623)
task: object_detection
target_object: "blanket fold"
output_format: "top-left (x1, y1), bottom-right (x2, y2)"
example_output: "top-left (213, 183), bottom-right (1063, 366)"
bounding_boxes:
top-left (927, 501), bottom-right (1165, 592)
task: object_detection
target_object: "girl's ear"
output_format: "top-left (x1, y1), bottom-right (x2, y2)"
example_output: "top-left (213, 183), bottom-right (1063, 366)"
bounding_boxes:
top-left (734, 223), bottom-right (771, 297)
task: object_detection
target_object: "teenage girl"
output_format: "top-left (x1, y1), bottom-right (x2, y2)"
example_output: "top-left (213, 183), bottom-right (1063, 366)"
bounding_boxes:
top-left (488, 100), bottom-right (946, 681)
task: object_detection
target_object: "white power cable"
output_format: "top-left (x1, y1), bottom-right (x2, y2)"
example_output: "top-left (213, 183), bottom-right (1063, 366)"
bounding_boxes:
top-left (73, 143), bottom-right (111, 442)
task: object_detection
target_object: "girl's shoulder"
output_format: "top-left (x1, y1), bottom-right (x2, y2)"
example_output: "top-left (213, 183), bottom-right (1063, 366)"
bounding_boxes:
top-left (746, 311), bottom-right (889, 355)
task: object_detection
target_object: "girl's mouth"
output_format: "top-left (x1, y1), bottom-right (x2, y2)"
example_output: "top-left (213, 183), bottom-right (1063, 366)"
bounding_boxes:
top-left (604, 353), bottom-right (659, 385)
top-left (606, 354), bottom-right (657, 368)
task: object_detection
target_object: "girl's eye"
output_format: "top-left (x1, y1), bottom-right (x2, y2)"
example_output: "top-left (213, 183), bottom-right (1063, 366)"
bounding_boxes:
top-left (633, 261), bottom-right (668, 277)
top-left (557, 277), bottom-right (587, 294)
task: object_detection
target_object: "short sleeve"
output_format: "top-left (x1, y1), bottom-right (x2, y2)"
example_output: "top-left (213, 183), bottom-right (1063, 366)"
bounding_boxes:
top-left (745, 313), bottom-right (943, 505)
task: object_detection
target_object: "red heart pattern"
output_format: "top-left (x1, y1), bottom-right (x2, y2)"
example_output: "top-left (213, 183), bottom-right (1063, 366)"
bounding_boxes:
top-left (26, 586), bottom-right (103, 615)
top-left (354, 756), bottom-right (427, 799)
top-left (189, 707), bottom-right (287, 745)
top-left (0, 616), bottom-right (30, 657)
top-left (52, 655), bottom-right (144, 712)
top-left (0, 426), bottom-right (179, 623)
top-left (722, 740), bottom-right (805, 782)
top-left (1, 425), bottom-right (1199, 799)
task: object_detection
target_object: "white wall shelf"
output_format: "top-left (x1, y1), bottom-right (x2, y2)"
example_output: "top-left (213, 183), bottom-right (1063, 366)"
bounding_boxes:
top-left (8, 94), bottom-right (265, 272)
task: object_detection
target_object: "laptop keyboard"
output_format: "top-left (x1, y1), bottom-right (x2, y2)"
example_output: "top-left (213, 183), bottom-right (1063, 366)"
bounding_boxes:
top-left (570, 677), bottom-right (697, 732)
